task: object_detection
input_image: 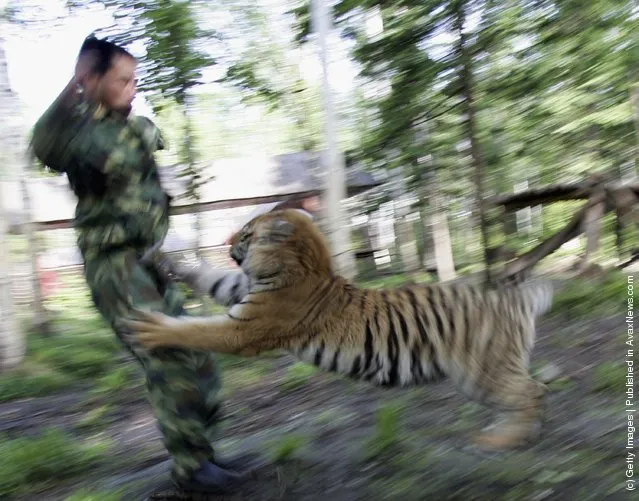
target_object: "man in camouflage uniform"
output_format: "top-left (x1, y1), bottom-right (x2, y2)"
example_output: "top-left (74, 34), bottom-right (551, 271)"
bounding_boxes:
top-left (30, 36), bottom-right (247, 494)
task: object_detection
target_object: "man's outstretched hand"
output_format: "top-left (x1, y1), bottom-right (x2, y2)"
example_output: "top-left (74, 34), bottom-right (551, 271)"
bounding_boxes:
top-left (139, 247), bottom-right (202, 288)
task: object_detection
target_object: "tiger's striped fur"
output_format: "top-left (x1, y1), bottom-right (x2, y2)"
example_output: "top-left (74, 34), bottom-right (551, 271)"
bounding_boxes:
top-left (126, 209), bottom-right (554, 451)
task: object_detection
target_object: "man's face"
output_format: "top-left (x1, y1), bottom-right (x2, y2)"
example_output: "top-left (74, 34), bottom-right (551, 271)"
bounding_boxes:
top-left (84, 54), bottom-right (137, 116)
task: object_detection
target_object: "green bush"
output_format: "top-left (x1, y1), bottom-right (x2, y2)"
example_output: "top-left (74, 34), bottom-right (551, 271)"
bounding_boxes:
top-left (592, 362), bottom-right (626, 393)
top-left (551, 270), bottom-right (628, 318)
top-left (280, 362), bottom-right (318, 391)
top-left (0, 364), bottom-right (76, 402)
top-left (28, 333), bottom-right (120, 379)
top-left (268, 434), bottom-right (306, 462)
top-left (65, 489), bottom-right (123, 501)
top-left (0, 428), bottom-right (112, 496)
top-left (365, 403), bottom-right (403, 459)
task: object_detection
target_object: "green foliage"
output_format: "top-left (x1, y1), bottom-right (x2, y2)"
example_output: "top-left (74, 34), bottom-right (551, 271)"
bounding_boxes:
top-left (98, 1), bottom-right (215, 104)
top-left (288, 0), bottom-right (637, 267)
top-left (0, 333), bottom-right (132, 402)
top-left (214, 1), bottom-right (328, 153)
top-left (548, 377), bottom-right (576, 392)
top-left (0, 363), bottom-right (76, 402)
top-left (28, 333), bottom-right (119, 379)
top-left (268, 434), bottom-right (306, 463)
top-left (281, 362), bottom-right (318, 391)
top-left (365, 402), bottom-right (403, 459)
top-left (356, 273), bottom-right (418, 289)
top-left (92, 365), bottom-right (143, 397)
top-left (0, 429), bottom-right (112, 496)
top-left (64, 489), bottom-right (123, 501)
top-left (551, 270), bottom-right (628, 318)
top-left (592, 362), bottom-right (626, 393)
top-left (215, 355), bottom-right (273, 398)
top-left (77, 404), bottom-right (114, 429)
top-left (42, 273), bottom-right (104, 321)
top-left (0, 271), bottom-right (140, 402)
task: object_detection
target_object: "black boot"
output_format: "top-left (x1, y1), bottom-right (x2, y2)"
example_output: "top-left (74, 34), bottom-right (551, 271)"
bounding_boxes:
top-left (172, 460), bottom-right (244, 494)
top-left (211, 452), bottom-right (265, 473)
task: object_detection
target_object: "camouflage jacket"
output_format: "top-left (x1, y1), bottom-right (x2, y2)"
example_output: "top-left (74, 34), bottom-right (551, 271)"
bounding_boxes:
top-left (31, 94), bottom-right (171, 261)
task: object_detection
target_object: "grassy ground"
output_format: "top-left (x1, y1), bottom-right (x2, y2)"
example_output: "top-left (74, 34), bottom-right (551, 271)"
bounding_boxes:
top-left (0, 266), bottom-right (633, 500)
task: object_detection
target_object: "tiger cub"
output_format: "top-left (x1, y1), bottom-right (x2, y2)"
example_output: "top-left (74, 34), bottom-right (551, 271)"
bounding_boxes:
top-left (125, 209), bottom-right (554, 451)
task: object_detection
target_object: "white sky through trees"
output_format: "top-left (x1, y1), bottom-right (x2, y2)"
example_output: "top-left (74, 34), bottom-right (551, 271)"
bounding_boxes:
top-left (3, 0), bottom-right (359, 129)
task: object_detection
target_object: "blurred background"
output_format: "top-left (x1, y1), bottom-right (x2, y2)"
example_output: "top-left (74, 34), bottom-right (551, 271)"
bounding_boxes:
top-left (0, 1), bottom-right (637, 500)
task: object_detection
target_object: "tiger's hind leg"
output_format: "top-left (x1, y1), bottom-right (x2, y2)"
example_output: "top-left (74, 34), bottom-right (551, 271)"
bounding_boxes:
top-left (470, 369), bottom-right (547, 451)
top-left (451, 329), bottom-right (547, 451)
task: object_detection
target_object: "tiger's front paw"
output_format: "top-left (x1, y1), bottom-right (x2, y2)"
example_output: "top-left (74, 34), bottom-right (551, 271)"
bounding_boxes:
top-left (122, 309), bottom-right (181, 349)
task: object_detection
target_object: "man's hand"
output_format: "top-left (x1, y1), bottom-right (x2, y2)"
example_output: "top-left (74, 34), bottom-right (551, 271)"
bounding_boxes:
top-left (140, 247), bottom-right (201, 284)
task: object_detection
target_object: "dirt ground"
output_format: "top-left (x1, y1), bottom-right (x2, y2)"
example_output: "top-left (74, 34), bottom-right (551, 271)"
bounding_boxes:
top-left (1, 274), bottom-right (634, 501)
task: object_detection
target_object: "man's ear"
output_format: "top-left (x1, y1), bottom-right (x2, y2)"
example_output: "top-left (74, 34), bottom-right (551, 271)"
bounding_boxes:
top-left (79, 73), bottom-right (100, 98)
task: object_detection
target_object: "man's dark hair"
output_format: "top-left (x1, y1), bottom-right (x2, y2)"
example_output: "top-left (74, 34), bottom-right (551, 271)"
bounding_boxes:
top-left (78, 35), bottom-right (134, 76)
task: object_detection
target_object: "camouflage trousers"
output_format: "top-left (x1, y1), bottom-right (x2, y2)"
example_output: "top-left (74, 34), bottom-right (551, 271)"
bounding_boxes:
top-left (83, 248), bottom-right (222, 481)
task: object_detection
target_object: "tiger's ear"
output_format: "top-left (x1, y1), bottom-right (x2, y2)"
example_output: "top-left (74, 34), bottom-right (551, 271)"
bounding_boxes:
top-left (270, 219), bottom-right (295, 240)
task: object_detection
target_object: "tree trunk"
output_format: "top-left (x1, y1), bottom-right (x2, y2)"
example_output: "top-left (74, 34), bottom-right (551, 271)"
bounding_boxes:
top-left (418, 193), bottom-right (435, 270)
top-left (454, 4), bottom-right (491, 285)
top-left (0, 23), bottom-right (25, 368)
top-left (181, 103), bottom-right (202, 258)
top-left (432, 211), bottom-right (456, 282)
top-left (392, 182), bottom-right (420, 273)
top-left (1, 23), bottom-right (49, 334)
top-left (0, 197), bottom-right (24, 372)
top-left (313, 0), bottom-right (357, 280)
top-left (397, 214), bottom-right (420, 273)
top-left (431, 173), bottom-right (456, 282)
top-left (390, 200), bottom-right (403, 271)
top-left (20, 175), bottom-right (50, 334)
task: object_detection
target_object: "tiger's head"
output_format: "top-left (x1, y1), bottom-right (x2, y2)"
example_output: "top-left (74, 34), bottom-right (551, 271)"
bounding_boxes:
top-left (229, 209), bottom-right (334, 285)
